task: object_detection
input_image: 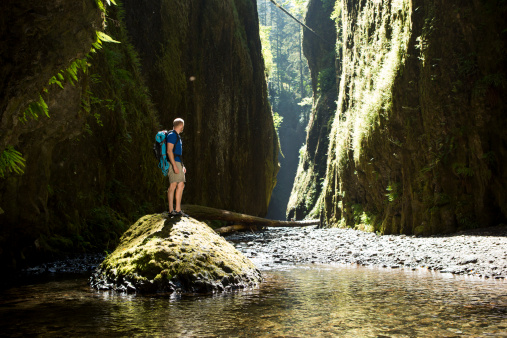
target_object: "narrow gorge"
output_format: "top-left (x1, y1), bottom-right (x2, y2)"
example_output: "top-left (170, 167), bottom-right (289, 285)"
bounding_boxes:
top-left (0, 0), bottom-right (278, 269)
top-left (0, 0), bottom-right (506, 336)
top-left (291, 0), bottom-right (507, 235)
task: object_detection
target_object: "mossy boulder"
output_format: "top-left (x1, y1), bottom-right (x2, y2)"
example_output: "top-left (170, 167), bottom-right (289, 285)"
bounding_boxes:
top-left (90, 214), bottom-right (261, 293)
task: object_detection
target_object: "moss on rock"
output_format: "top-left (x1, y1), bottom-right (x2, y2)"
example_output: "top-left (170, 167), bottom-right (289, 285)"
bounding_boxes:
top-left (90, 214), bottom-right (261, 293)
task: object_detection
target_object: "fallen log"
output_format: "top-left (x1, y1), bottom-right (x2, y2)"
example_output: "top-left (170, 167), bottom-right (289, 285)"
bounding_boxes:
top-left (214, 225), bottom-right (260, 234)
top-left (182, 204), bottom-right (320, 228)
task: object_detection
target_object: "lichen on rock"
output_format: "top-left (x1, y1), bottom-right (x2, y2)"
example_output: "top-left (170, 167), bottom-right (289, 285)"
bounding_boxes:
top-left (90, 214), bottom-right (261, 294)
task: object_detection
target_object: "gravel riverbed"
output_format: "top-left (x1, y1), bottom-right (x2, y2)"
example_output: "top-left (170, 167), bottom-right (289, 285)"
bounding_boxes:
top-left (16, 223), bottom-right (507, 282)
top-left (226, 225), bottom-right (507, 279)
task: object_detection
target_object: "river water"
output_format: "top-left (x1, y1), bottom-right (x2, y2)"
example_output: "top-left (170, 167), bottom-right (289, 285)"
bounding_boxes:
top-left (0, 264), bottom-right (506, 337)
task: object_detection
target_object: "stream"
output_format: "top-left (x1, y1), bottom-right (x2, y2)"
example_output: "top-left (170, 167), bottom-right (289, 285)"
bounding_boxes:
top-left (1, 227), bottom-right (506, 337)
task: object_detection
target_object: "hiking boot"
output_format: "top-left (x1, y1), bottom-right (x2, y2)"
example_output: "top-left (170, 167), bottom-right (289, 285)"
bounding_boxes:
top-left (169, 210), bottom-right (178, 217)
top-left (175, 210), bottom-right (188, 217)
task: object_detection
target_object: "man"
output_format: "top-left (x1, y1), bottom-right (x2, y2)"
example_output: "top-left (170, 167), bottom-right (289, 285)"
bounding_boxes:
top-left (167, 118), bottom-right (187, 216)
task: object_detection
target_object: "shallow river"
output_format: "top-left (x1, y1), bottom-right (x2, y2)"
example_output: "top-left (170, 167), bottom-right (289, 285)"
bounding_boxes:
top-left (0, 265), bottom-right (506, 337)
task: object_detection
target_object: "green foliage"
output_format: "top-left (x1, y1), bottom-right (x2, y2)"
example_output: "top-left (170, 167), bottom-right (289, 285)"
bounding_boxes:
top-left (85, 206), bottom-right (129, 250)
top-left (452, 162), bottom-right (474, 178)
top-left (260, 25), bottom-right (275, 77)
top-left (157, 37), bottom-right (187, 107)
top-left (321, 0), bottom-right (335, 11)
top-left (317, 67), bottom-right (335, 93)
top-left (49, 58), bottom-right (90, 89)
top-left (455, 196), bottom-right (478, 229)
top-left (92, 31), bottom-right (120, 53)
top-left (327, 0), bottom-right (412, 168)
top-left (7, 21), bottom-right (121, 179)
top-left (481, 151), bottom-right (497, 165)
top-left (304, 178), bottom-right (318, 211)
top-left (385, 183), bottom-right (400, 203)
top-left (457, 53), bottom-right (478, 78)
top-left (473, 73), bottom-right (507, 98)
top-left (94, 0), bottom-right (106, 12)
top-left (330, 1), bottom-right (342, 22)
top-left (94, 0), bottom-right (117, 13)
top-left (0, 146), bottom-right (26, 178)
top-left (434, 193), bottom-right (451, 206)
top-left (258, 0), bottom-right (312, 99)
top-left (18, 95), bottom-right (49, 123)
top-left (298, 96), bottom-right (312, 107)
top-left (298, 143), bottom-right (307, 158)
top-left (351, 204), bottom-right (374, 232)
top-left (272, 111), bottom-right (284, 134)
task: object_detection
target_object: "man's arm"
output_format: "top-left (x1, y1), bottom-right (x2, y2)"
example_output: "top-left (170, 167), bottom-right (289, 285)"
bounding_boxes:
top-left (167, 142), bottom-right (179, 174)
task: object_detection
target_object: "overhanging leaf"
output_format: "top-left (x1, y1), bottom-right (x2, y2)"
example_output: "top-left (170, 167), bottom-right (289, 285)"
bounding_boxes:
top-left (97, 31), bottom-right (120, 44)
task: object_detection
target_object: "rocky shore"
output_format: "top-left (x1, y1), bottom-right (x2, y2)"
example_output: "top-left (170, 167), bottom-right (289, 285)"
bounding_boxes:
top-left (227, 225), bottom-right (507, 279)
top-left (16, 224), bottom-right (507, 283)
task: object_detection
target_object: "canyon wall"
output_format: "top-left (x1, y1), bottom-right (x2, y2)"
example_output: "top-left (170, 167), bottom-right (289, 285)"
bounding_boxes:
top-left (295, 0), bottom-right (507, 234)
top-left (123, 0), bottom-right (278, 216)
top-left (0, 0), bottom-right (278, 268)
top-left (287, 0), bottom-right (336, 220)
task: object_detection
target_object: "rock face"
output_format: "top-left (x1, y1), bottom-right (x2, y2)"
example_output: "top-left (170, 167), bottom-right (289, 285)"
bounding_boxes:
top-left (295, 0), bottom-right (507, 234)
top-left (0, 3), bottom-right (162, 269)
top-left (123, 0), bottom-right (279, 216)
top-left (90, 214), bottom-right (261, 293)
top-left (0, 0), bottom-right (278, 269)
top-left (287, 0), bottom-right (337, 220)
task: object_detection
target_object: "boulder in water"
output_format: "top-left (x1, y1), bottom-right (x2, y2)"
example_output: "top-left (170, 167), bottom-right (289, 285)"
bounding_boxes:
top-left (89, 214), bottom-right (261, 293)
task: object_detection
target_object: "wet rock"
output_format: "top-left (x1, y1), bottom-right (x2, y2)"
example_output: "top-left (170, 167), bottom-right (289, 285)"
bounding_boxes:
top-left (459, 256), bottom-right (478, 265)
top-left (224, 225), bottom-right (507, 279)
top-left (90, 214), bottom-right (261, 294)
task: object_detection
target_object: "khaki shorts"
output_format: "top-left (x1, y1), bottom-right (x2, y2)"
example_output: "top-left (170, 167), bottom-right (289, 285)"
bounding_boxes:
top-left (168, 162), bottom-right (186, 183)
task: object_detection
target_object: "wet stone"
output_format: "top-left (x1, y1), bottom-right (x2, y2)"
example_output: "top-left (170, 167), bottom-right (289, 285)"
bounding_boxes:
top-left (90, 214), bottom-right (261, 294)
top-left (224, 225), bottom-right (507, 279)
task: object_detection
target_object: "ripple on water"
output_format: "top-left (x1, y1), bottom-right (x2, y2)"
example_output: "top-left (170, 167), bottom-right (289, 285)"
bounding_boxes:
top-left (0, 265), bottom-right (506, 337)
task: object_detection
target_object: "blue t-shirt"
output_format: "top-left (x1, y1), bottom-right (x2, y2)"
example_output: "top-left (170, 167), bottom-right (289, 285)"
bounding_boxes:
top-left (166, 131), bottom-right (182, 162)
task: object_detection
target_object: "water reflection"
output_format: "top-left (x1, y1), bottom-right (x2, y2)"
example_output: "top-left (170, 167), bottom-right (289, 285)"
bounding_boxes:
top-left (0, 266), bottom-right (505, 337)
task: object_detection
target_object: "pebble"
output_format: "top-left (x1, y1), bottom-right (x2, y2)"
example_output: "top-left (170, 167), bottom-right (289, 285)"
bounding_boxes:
top-left (18, 226), bottom-right (507, 282)
top-left (226, 225), bottom-right (507, 279)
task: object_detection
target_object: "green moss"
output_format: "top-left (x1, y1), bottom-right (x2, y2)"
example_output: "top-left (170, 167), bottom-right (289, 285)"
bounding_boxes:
top-left (385, 183), bottom-right (401, 203)
top-left (157, 37), bottom-right (187, 108)
top-left (95, 214), bottom-right (260, 291)
top-left (351, 204), bottom-right (375, 232)
top-left (317, 67), bottom-right (336, 93)
top-left (413, 224), bottom-right (428, 236)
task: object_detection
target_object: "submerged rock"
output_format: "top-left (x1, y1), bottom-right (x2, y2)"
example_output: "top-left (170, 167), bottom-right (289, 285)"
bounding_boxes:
top-left (90, 214), bottom-right (261, 294)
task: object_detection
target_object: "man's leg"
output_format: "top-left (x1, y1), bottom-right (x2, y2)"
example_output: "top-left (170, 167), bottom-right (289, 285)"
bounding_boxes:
top-left (168, 182), bottom-right (177, 211)
top-left (175, 182), bottom-right (185, 212)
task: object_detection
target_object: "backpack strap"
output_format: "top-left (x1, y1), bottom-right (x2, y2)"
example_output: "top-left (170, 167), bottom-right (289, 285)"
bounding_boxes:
top-left (168, 130), bottom-right (183, 161)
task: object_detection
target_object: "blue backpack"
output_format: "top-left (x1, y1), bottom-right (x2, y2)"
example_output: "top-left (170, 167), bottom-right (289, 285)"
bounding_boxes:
top-left (153, 130), bottom-right (180, 176)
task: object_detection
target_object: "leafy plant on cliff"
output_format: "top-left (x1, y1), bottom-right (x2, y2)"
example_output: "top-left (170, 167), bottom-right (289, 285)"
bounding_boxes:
top-left (17, 95), bottom-right (49, 123)
top-left (0, 146), bottom-right (26, 178)
top-left (317, 67), bottom-right (335, 93)
top-left (0, 25), bottom-right (120, 180)
top-left (385, 183), bottom-right (400, 202)
top-left (351, 203), bottom-right (374, 232)
top-left (272, 111), bottom-right (284, 134)
top-left (452, 162), bottom-right (474, 178)
top-left (18, 31), bottom-right (118, 125)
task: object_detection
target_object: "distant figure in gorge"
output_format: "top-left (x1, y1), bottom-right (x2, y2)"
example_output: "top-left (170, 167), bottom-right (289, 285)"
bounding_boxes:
top-left (167, 118), bottom-right (187, 217)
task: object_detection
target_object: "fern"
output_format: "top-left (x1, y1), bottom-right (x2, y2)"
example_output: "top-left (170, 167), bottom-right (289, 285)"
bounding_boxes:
top-left (10, 3), bottom-right (121, 177)
top-left (18, 95), bottom-right (49, 123)
top-left (0, 146), bottom-right (26, 178)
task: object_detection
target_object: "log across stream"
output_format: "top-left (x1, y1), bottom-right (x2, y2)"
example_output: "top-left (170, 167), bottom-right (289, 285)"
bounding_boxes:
top-left (182, 204), bottom-right (321, 234)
